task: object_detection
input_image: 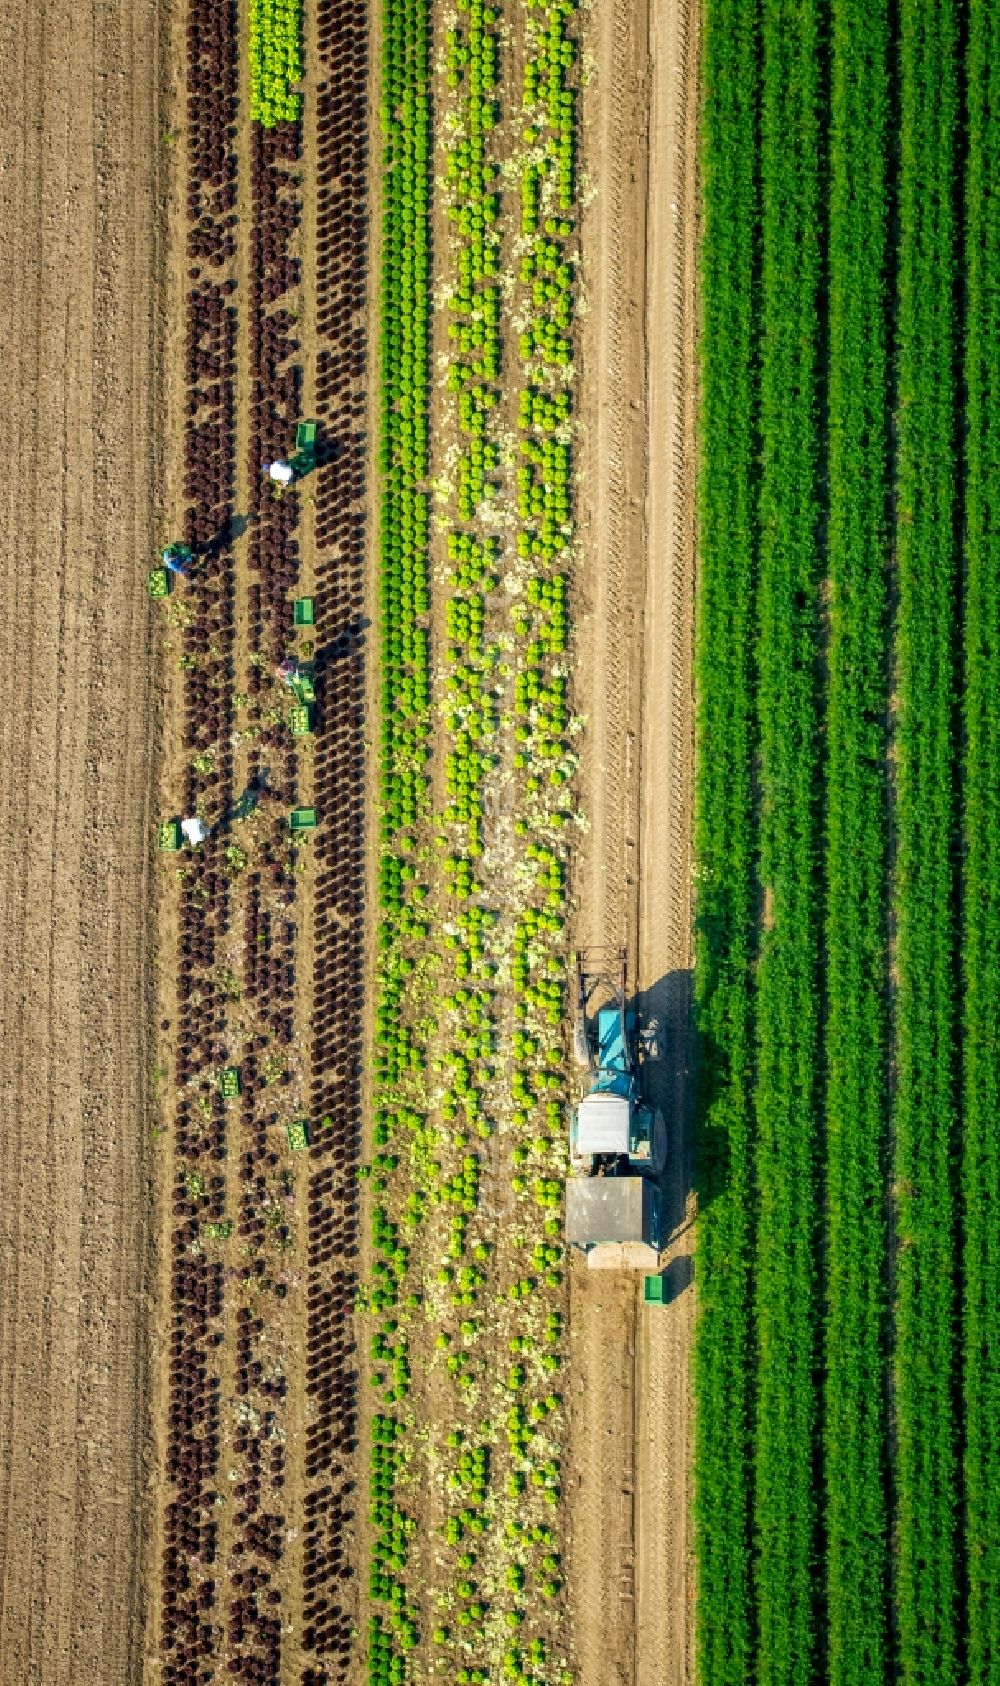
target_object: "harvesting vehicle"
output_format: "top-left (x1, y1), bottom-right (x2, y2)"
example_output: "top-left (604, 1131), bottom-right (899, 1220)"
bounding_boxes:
top-left (566, 948), bottom-right (664, 1269)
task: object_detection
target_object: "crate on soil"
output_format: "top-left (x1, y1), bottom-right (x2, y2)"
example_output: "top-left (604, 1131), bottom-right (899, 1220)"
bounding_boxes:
top-left (286, 1118), bottom-right (310, 1153)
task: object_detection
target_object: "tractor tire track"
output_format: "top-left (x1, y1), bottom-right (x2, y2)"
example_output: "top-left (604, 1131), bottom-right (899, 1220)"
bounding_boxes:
top-left (570, 0), bottom-right (699, 1680)
top-left (634, 1), bottom-right (699, 1682)
top-left (634, 0), bottom-right (698, 1679)
top-left (0, 1), bottom-right (162, 1682)
top-left (567, 0), bottom-right (652, 1683)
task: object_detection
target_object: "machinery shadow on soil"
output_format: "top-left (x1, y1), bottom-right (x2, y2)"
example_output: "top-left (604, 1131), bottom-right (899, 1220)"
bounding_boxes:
top-left (634, 967), bottom-right (696, 1252)
top-left (656, 1252), bottom-right (695, 1304)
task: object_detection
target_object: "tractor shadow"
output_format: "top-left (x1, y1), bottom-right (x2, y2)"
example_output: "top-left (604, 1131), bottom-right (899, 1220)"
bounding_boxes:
top-left (652, 1252), bottom-right (695, 1305)
top-left (631, 966), bottom-right (698, 1263)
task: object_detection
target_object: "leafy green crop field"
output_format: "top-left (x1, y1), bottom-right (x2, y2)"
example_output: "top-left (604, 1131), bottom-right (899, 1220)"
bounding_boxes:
top-left (366, 1), bottom-right (582, 1682)
top-left (695, 0), bottom-right (1000, 1682)
top-left (964, 10), bottom-right (1000, 1686)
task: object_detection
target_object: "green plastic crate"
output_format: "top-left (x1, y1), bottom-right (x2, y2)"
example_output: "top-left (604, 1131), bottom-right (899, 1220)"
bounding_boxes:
top-left (643, 1273), bottom-right (666, 1305)
top-left (148, 566), bottom-right (171, 599)
top-left (287, 1119), bottom-right (311, 1153)
top-left (219, 1066), bottom-right (242, 1099)
top-left (289, 806), bottom-right (317, 832)
top-left (293, 595), bottom-right (315, 626)
top-left (158, 819), bottom-right (182, 851)
top-left (289, 704), bottom-right (314, 736)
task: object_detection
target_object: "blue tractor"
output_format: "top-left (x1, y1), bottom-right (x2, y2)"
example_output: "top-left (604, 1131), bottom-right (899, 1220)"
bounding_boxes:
top-left (566, 948), bottom-right (664, 1264)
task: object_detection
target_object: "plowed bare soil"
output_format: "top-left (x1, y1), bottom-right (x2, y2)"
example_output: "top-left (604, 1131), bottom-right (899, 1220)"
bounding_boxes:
top-left (568, 0), bottom-right (699, 1682)
top-left (0, 1), bottom-right (164, 1682)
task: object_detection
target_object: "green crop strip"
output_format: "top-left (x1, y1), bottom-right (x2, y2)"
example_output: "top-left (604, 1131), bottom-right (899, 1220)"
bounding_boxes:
top-left (368, 0), bottom-right (432, 1678)
top-left (754, 1), bottom-right (822, 1681)
top-left (964, 3), bottom-right (1000, 1679)
top-left (824, 1), bottom-right (891, 1681)
top-left (429, 1), bottom-right (509, 1669)
top-left (894, 3), bottom-right (960, 1682)
top-left (696, 2), bottom-right (1000, 1679)
top-left (692, 0), bottom-right (757, 1680)
top-left (248, 0), bottom-right (304, 125)
top-left (367, 0), bottom-right (579, 1678)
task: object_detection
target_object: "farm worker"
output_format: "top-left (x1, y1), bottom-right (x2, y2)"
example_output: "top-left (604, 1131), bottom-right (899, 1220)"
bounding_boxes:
top-left (162, 542), bottom-right (192, 577)
top-left (266, 459), bottom-right (294, 486)
top-left (277, 657), bottom-right (299, 687)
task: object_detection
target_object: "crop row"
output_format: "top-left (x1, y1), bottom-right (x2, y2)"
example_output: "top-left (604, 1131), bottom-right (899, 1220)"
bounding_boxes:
top-left (156, 1), bottom-right (375, 1680)
top-left (691, 0), bottom-right (757, 1679)
top-left (753, 0), bottom-right (823, 1681)
top-left (249, 0), bottom-right (304, 126)
top-left (297, 2), bottom-right (372, 1681)
top-left (221, 99), bottom-right (305, 1686)
top-left (364, 0), bottom-right (580, 1679)
top-left (823, 1), bottom-right (891, 1681)
top-left (430, 3), bottom-right (511, 1668)
top-left (159, 4), bottom-right (241, 1677)
top-left (423, 0), bottom-right (576, 1672)
top-left (367, 0), bottom-right (431, 1673)
top-left (893, 3), bottom-right (961, 1680)
top-left (696, 4), bottom-right (993, 1685)
top-left (963, 6), bottom-right (1000, 1680)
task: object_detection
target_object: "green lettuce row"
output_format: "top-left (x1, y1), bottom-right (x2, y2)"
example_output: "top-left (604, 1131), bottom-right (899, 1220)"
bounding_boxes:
top-left (248, 0), bottom-right (303, 126)
top-left (893, 3), bottom-right (960, 1683)
top-left (753, 1), bottom-right (822, 1682)
top-left (692, 0), bottom-right (758, 1681)
top-left (823, 1), bottom-right (891, 1682)
top-left (369, 0), bottom-right (432, 1679)
top-left (963, 4), bottom-right (1000, 1680)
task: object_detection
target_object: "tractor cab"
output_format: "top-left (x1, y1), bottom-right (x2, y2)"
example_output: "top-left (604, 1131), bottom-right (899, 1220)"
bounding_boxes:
top-left (569, 955), bottom-right (665, 1179)
top-left (566, 948), bottom-right (666, 1268)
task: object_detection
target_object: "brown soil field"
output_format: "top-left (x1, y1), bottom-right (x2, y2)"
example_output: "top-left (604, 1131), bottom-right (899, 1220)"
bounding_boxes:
top-left (0, 0), bottom-right (165, 1681)
top-left (569, 0), bottom-right (699, 1683)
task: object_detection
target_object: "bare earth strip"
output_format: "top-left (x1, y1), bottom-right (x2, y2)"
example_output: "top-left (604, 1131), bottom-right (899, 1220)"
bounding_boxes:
top-left (0, 2), bottom-right (162, 1683)
top-left (634, 0), bottom-right (700, 1682)
top-left (569, 0), bottom-right (699, 1682)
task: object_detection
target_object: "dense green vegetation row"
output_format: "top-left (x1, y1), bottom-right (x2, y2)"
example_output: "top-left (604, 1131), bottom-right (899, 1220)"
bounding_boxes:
top-left (691, 0), bottom-right (757, 1679)
top-left (963, 4), bottom-right (1000, 1679)
top-left (753, 4), bottom-right (822, 1683)
top-left (894, 2), bottom-right (960, 1679)
top-left (823, 1), bottom-right (890, 1681)
top-left (369, 0), bottom-right (431, 1678)
top-left (696, 0), bottom-right (995, 1682)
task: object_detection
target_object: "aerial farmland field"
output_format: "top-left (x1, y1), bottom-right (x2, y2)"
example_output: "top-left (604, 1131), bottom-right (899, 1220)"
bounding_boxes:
top-left (2, 0), bottom-right (998, 1683)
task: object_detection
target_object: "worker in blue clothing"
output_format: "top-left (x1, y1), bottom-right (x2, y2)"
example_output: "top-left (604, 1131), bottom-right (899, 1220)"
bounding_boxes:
top-left (162, 541), bottom-right (194, 577)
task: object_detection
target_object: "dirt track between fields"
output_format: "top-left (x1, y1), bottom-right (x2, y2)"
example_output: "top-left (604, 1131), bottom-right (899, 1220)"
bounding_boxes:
top-left (0, 2), bottom-right (162, 1682)
top-left (569, 0), bottom-right (699, 1681)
